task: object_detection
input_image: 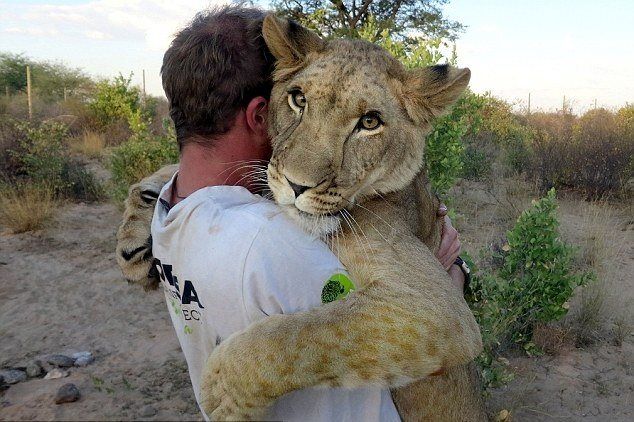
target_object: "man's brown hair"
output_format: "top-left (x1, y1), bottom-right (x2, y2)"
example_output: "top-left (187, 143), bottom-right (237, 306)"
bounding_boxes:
top-left (161, 6), bottom-right (274, 148)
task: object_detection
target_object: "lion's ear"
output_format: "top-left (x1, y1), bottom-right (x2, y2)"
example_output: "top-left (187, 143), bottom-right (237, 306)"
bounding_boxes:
top-left (403, 65), bottom-right (471, 124)
top-left (262, 14), bottom-right (325, 78)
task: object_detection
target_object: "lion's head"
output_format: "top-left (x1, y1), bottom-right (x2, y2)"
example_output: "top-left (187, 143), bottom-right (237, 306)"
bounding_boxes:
top-left (263, 15), bottom-right (470, 236)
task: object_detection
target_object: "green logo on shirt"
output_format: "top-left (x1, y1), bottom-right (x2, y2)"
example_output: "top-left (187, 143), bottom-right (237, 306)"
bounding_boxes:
top-left (321, 273), bottom-right (356, 304)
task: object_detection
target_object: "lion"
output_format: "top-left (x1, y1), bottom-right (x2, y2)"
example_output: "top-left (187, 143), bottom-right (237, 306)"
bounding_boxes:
top-left (116, 15), bottom-right (486, 421)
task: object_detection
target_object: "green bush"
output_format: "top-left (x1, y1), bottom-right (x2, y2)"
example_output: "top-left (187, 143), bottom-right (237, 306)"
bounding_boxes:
top-left (108, 129), bottom-right (178, 202)
top-left (461, 143), bottom-right (491, 180)
top-left (8, 120), bottom-right (104, 201)
top-left (11, 121), bottom-right (69, 192)
top-left (504, 135), bottom-right (532, 174)
top-left (90, 74), bottom-right (148, 137)
top-left (501, 189), bottom-right (592, 338)
top-left (61, 162), bottom-right (105, 202)
top-left (467, 189), bottom-right (593, 385)
top-left (425, 92), bottom-right (484, 193)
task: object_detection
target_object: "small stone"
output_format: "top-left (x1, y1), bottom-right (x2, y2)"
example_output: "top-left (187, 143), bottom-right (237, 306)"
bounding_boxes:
top-left (44, 368), bottom-right (69, 380)
top-left (71, 351), bottom-right (92, 360)
top-left (47, 354), bottom-right (75, 368)
top-left (55, 383), bottom-right (80, 404)
top-left (26, 361), bottom-right (44, 378)
top-left (72, 352), bottom-right (94, 367)
top-left (139, 404), bottom-right (157, 417)
top-left (74, 357), bottom-right (93, 367)
top-left (0, 369), bottom-right (27, 384)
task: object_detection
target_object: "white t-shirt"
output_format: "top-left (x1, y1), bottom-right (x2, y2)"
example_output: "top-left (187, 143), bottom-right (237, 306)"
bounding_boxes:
top-left (151, 174), bottom-right (400, 422)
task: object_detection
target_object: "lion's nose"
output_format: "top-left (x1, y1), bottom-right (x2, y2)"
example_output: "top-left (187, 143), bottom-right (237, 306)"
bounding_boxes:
top-left (286, 178), bottom-right (311, 198)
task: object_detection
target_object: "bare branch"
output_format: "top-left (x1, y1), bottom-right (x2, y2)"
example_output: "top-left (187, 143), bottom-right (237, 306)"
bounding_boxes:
top-left (350, 0), bottom-right (372, 28)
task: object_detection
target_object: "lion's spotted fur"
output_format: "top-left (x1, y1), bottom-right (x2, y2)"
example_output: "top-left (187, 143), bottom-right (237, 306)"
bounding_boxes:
top-left (115, 15), bottom-right (485, 421)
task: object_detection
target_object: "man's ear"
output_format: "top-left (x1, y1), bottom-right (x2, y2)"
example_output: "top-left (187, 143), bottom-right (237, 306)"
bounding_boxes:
top-left (402, 64), bottom-right (471, 125)
top-left (245, 96), bottom-right (269, 137)
top-left (262, 14), bottom-right (325, 80)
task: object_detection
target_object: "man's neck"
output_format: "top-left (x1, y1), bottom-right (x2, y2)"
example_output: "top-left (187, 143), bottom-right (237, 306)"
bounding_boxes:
top-left (171, 127), bottom-right (269, 205)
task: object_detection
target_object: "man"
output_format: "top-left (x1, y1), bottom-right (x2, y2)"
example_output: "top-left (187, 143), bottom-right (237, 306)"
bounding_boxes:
top-left (152, 5), bottom-right (467, 420)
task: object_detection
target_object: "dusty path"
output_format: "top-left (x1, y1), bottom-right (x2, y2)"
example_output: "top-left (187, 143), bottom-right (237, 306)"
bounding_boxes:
top-left (0, 203), bottom-right (200, 421)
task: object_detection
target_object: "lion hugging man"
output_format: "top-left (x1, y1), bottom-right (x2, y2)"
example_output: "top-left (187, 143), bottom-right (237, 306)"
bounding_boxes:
top-left (116, 5), bottom-right (485, 421)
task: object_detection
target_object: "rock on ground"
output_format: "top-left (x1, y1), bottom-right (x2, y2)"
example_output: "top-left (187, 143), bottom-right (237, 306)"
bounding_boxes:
top-left (44, 368), bottom-right (69, 380)
top-left (26, 361), bottom-right (44, 378)
top-left (72, 351), bottom-right (94, 367)
top-left (140, 404), bottom-right (158, 417)
top-left (0, 369), bottom-right (27, 384)
top-left (47, 354), bottom-right (75, 368)
top-left (55, 383), bottom-right (80, 404)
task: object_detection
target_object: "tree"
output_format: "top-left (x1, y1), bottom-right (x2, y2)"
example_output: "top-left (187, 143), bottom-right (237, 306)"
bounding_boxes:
top-left (0, 53), bottom-right (29, 94)
top-left (0, 52), bottom-right (92, 100)
top-left (273, 0), bottom-right (463, 42)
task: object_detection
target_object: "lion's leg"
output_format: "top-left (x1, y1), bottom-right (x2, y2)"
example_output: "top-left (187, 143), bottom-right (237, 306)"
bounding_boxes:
top-left (392, 363), bottom-right (487, 422)
top-left (200, 220), bottom-right (482, 420)
top-left (115, 164), bottom-right (178, 289)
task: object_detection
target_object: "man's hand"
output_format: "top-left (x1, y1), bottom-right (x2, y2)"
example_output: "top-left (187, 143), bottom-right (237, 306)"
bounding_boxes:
top-left (436, 204), bottom-right (465, 291)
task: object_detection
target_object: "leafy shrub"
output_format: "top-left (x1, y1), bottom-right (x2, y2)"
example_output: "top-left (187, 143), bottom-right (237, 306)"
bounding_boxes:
top-left (498, 189), bottom-right (592, 337)
top-left (425, 92), bottom-right (484, 193)
top-left (90, 75), bottom-right (142, 127)
top-left (461, 143), bottom-right (491, 180)
top-left (567, 108), bottom-right (633, 197)
top-left (0, 182), bottom-right (56, 233)
top-left (467, 189), bottom-right (593, 384)
top-left (61, 161), bottom-right (105, 202)
top-left (0, 117), bottom-right (24, 177)
top-left (525, 109), bottom-right (633, 197)
top-left (461, 94), bottom-right (534, 176)
top-left (90, 74), bottom-right (151, 144)
top-left (8, 120), bottom-right (104, 201)
top-left (503, 136), bottom-right (532, 174)
top-left (108, 129), bottom-right (178, 202)
top-left (10, 121), bottom-right (69, 192)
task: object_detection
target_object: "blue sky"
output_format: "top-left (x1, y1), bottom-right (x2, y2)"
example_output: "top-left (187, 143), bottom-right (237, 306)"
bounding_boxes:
top-left (1, 0), bottom-right (632, 112)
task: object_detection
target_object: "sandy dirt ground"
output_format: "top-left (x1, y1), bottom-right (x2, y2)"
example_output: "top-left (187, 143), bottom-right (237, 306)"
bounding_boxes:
top-left (0, 188), bottom-right (632, 421)
top-left (0, 203), bottom-right (200, 421)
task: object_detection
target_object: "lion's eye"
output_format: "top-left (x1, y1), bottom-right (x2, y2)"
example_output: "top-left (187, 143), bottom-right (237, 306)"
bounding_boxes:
top-left (358, 112), bottom-right (383, 131)
top-left (288, 90), bottom-right (307, 111)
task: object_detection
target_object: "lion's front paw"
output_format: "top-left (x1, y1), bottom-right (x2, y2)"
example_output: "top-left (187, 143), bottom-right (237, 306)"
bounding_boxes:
top-left (200, 343), bottom-right (269, 421)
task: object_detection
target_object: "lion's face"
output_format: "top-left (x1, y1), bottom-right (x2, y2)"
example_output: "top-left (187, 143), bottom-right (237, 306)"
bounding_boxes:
top-left (262, 16), bottom-right (470, 236)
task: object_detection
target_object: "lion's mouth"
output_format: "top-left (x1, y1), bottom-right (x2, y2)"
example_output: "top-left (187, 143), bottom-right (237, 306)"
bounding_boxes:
top-left (297, 209), bottom-right (343, 218)
top-left (285, 207), bottom-right (342, 237)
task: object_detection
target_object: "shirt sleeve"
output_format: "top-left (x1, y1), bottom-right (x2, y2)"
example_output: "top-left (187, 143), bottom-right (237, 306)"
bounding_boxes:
top-left (241, 215), bottom-right (348, 322)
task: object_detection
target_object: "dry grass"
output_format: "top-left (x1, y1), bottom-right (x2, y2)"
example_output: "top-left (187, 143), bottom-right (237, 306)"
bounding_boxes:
top-left (70, 130), bottom-right (106, 158)
top-left (451, 177), bottom-right (537, 254)
top-left (0, 183), bottom-right (56, 233)
top-left (612, 314), bottom-right (632, 346)
top-left (532, 324), bottom-right (576, 355)
top-left (560, 201), bottom-right (629, 345)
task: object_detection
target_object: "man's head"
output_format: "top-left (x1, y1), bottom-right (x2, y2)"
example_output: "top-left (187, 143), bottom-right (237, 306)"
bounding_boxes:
top-left (162, 5), bottom-right (274, 149)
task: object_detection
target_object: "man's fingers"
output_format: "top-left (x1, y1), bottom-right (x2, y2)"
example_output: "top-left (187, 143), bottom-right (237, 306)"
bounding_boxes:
top-left (438, 223), bottom-right (458, 260)
top-left (440, 240), bottom-right (461, 269)
top-left (447, 242), bottom-right (461, 267)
